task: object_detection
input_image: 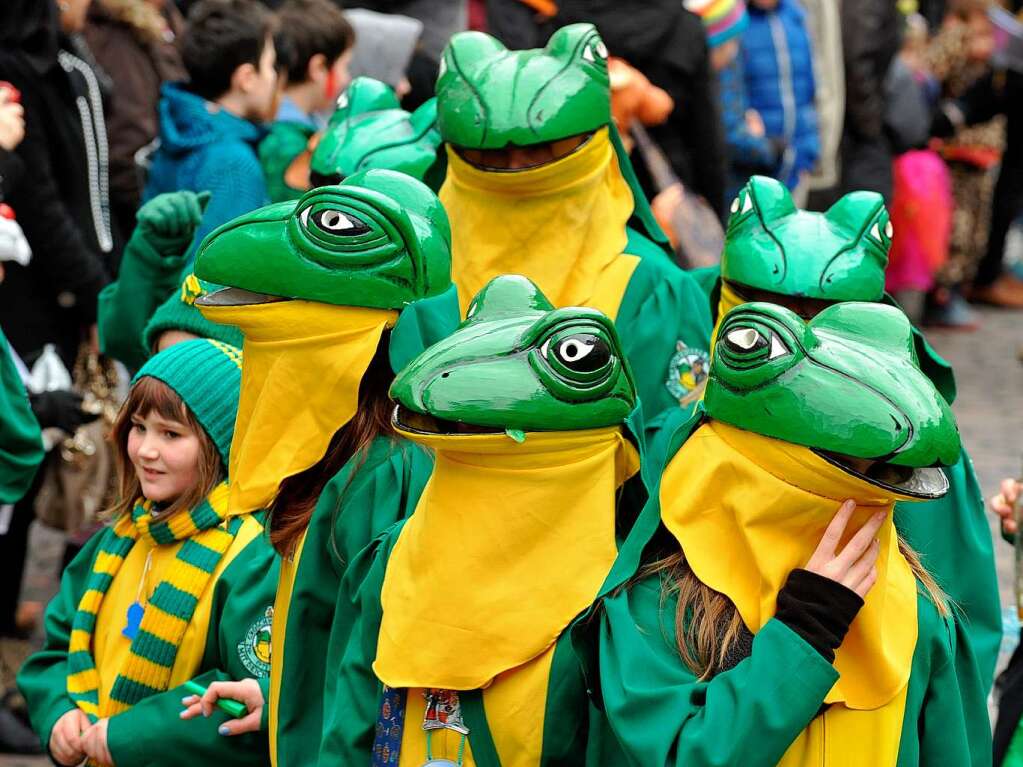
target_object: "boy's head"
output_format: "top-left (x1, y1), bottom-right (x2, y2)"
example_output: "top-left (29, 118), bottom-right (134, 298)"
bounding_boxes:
top-left (180, 0), bottom-right (279, 121)
top-left (685, 0), bottom-right (749, 71)
top-left (277, 0), bottom-right (355, 112)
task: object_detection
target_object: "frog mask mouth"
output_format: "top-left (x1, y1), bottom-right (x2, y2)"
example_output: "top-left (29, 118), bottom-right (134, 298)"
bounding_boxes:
top-left (193, 169), bottom-right (451, 310)
top-left (389, 274), bottom-right (637, 435)
top-left (705, 301), bottom-right (961, 500)
top-left (453, 132), bottom-right (595, 172)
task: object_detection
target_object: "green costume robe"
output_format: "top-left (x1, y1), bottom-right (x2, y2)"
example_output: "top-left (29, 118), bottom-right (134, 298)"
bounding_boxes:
top-left (0, 328), bottom-right (43, 503)
top-left (680, 265), bottom-right (1002, 691)
top-left (18, 514), bottom-right (279, 766)
top-left (259, 120), bottom-right (315, 204)
top-left (269, 436), bottom-right (433, 767)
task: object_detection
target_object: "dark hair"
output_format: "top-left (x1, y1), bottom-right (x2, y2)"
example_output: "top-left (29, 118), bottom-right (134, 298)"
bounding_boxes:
top-left (267, 332), bottom-right (395, 557)
top-left (275, 0), bottom-right (354, 84)
top-left (180, 0), bottom-right (276, 101)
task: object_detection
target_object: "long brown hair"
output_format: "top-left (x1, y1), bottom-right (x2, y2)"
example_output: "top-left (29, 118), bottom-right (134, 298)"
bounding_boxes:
top-left (646, 538), bottom-right (949, 680)
top-left (268, 333), bottom-right (396, 558)
top-left (104, 376), bottom-right (224, 522)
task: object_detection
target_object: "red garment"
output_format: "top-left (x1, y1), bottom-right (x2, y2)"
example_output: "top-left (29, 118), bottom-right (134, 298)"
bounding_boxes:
top-left (886, 150), bottom-right (953, 293)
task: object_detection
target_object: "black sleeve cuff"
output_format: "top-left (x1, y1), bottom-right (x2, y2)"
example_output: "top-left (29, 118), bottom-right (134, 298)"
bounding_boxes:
top-left (775, 569), bottom-right (864, 663)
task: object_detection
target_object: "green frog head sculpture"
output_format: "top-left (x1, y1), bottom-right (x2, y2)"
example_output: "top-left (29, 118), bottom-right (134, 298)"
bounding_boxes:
top-left (309, 77), bottom-right (443, 187)
top-left (722, 175), bottom-right (890, 302)
top-left (436, 23), bottom-right (610, 150)
top-left (705, 301), bottom-right (961, 498)
top-left (193, 169), bottom-right (450, 309)
top-left (391, 274), bottom-right (637, 435)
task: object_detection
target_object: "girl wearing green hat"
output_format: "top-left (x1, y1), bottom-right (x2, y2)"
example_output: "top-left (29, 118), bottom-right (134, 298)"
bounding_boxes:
top-left (18, 339), bottom-right (278, 767)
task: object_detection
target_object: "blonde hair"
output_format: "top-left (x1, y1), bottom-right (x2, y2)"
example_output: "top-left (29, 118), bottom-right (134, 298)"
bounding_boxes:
top-left (103, 376), bottom-right (223, 522)
top-left (647, 538), bottom-right (948, 680)
top-left (95, 0), bottom-right (167, 45)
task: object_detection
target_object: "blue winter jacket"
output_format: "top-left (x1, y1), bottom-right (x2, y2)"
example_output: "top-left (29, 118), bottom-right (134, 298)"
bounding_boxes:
top-left (741, 0), bottom-right (819, 189)
top-left (144, 83), bottom-right (269, 263)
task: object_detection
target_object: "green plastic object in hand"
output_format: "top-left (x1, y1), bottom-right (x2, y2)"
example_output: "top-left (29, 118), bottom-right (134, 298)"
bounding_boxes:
top-left (390, 274), bottom-right (637, 433)
top-left (705, 300), bottom-right (961, 498)
top-left (310, 78), bottom-right (443, 187)
top-left (182, 680), bottom-right (248, 720)
top-left (436, 23), bottom-right (611, 149)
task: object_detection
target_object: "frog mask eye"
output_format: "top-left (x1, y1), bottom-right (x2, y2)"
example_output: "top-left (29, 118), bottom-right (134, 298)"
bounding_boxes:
top-left (300, 206), bottom-right (371, 237)
top-left (713, 308), bottom-right (805, 388)
top-left (529, 318), bottom-right (627, 403)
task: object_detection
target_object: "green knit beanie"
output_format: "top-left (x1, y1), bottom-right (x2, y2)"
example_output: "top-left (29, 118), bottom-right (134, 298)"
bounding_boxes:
top-left (143, 274), bottom-right (245, 353)
top-left (132, 339), bottom-right (242, 469)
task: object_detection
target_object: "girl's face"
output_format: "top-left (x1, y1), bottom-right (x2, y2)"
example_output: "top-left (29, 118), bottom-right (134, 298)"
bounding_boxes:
top-left (127, 409), bottom-right (201, 504)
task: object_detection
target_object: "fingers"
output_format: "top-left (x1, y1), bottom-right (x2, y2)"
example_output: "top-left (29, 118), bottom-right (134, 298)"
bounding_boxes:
top-left (842, 538), bottom-right (880, 591)
top-left (50, 728), bottom-right (81, 766)
top-left (852, 566), bottom-right (879, 599)
top-left (217, 709), bottom-right (262, 737)
top-left (833, 511), bottom-right (886, 570)
top-left (179, 694), bottom-right (204, 720)
top-left (807, 500), bottom-right (855, 566)
top-left (196, 190), bottom-right (212, 213)
top-left (1003, 478), bottom-right (1021, 505)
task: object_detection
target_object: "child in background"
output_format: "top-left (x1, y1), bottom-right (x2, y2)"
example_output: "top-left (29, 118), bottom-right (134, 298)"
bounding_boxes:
top-left (260, 0), bottom-right (354, 202)
top-left (145, 0), bottom-right (278, 259)
top-left (741, 0), bottom-right (820, 203)
top-left (686, 0), bottom-right (780, 203)
top-left (18, 340), bottom-right (278, 767)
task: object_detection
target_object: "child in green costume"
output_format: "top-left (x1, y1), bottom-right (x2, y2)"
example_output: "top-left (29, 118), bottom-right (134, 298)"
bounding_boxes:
top-left (324, 274), bottom-right (650, 766)
top-left (179, 170), bottom-right (458, 767)
top-left (18, 339), bottom-right (279, 767)
top-left (259, 0), bottom-right (354, 203)
top-left (671, 175), bottom-right (1001, 692)
top-left (588, 302), bottom-right (990, 766)
top-left (435, 23), bottom-right (713, 421)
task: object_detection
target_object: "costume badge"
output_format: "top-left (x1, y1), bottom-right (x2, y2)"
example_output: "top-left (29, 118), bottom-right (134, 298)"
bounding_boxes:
top-left (422, 690), bottom-right (469, 735)
top-left (237, 606), bottom-right (273, 677)
top-left (665, 342), bottom-right (709, 406)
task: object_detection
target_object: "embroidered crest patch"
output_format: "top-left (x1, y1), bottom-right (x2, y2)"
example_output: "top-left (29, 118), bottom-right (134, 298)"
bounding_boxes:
top-left (665, 342), bottom-right (709, 406)
top-left (238, 606), bottom-right (273, 677)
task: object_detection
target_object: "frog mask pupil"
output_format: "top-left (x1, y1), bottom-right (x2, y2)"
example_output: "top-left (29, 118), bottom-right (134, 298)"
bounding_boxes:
top-left (543, 334), bottom-right (611, 373)
top-left (299, 207), bottom-right (371, 236)
top-left (723, 327), bottom-right (789, 360)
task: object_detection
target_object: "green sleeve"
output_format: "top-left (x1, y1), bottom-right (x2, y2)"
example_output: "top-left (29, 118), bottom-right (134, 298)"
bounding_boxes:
top-left (596, 575), bottom-right (839, 767)
top-left (105, 528), bottom-right (280, 767)
top-left (687, 265), bottom-right (721, 299)
top-left (0, 329), bottom-right (43, 503)
top-left (97, 234), bottom-right (183, 370)
top-left (616, 259), bottom-right (713, 422)
top-left (914, 602), bottom-right (992, 766)
top-left (17, 529), bottom-right (109, 749)
top-left (894, 451), bottom-right (1001, 690)
top-left (258, 123), bottom-right (313, 204)
top-left (317, 526), bottom-right (398, 765)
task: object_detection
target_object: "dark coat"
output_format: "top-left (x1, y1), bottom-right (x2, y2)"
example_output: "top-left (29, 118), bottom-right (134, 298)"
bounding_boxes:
top-left (0, 0), bottom-right (114, 367)
top-left (83, 2), bottom-right (186, 243)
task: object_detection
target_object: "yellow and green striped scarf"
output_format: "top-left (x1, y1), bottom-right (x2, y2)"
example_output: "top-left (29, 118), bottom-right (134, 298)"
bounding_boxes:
top-left (66, 482), bottom-right (241, 720)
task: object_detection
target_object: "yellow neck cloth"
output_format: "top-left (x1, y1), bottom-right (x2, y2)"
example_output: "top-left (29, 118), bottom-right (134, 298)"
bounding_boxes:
top-left (661, 420), bottom-right (919, 711)
top-left (374, 427), bottom-right (640, 690)
top-left (198, 300), bottom-right (397, 513)
top-left (440, 127), bottom-right (638, 317)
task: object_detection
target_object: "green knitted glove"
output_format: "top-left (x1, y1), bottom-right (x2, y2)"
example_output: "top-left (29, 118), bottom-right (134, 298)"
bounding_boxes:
top-left (133, 190), bottom-right (211, 262)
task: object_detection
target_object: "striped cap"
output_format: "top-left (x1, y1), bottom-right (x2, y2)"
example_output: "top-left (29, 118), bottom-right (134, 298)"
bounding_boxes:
top-left (132, 339), bottom-right (242, 468)
top-left (686, 0), bottom-right (749, 47)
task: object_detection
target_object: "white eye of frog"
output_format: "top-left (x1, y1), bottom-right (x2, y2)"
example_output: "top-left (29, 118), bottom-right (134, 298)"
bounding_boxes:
top-left (336, 92), bottom-right (349, 109)
top-left (299, 206), bottom-right (370, 235)
top-left (438, 57), bottom-right (447, 77)
top-left (884, 220), bottom-right (894, 239)
top-left (558, 338), bottom-right (593, 362)
top-left (723, 327), bottom-right (789, 359)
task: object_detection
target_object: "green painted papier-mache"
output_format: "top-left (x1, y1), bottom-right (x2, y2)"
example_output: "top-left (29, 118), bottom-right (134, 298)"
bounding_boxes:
top-left (391, 274), bottom-right (636, 432)
top-left (310, 78), bottom-right (444, 189)
top-left (323, 275), bottom-right (651, 766)
top-left (689, 175), bottom-right (1000, 692)
top-left (709, 302), bottom-right (959, 477)
top-left (191, 170), bottom-right (460, 767)
top-left (574, 302), bottom-right (992, 767)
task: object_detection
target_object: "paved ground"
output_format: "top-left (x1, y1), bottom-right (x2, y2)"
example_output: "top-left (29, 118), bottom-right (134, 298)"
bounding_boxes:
top-left (0, 306), bottom-right (1018, 766)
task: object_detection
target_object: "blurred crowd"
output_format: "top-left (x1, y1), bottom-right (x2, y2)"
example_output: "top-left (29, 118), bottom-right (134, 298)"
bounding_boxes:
top-left (0, 0), bottom-right (1022, 760)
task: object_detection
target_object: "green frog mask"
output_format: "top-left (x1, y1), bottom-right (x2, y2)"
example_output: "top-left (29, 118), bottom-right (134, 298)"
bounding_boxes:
top-left (706, 301), bottom-right (960, 499)
top-left (391, 274), bottom-right (637, 434)
top-left (436, 23), bottom-right (610, 150)
top-left (309, 77), bottom-right (443, 187)
top-left (722, 175), bottom-right (890, 302)
top-left (193, 169), bottom-right (450, 309)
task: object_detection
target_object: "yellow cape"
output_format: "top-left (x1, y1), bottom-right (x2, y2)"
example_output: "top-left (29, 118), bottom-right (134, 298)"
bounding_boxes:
top-left (199, 300), bottom-right (397, 513)
top-left (661, 420), bottom-right (922, 766)
top-left (440, 127), bottom-right (639, 319)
